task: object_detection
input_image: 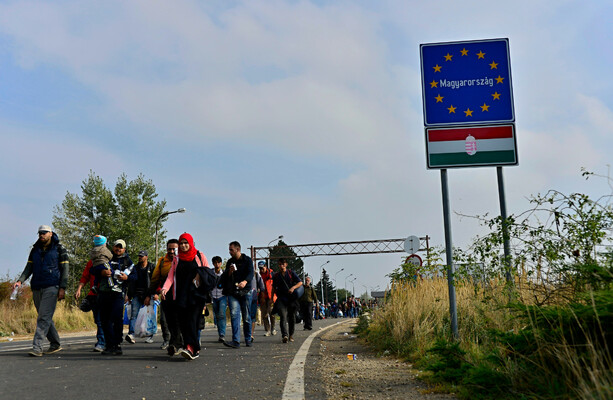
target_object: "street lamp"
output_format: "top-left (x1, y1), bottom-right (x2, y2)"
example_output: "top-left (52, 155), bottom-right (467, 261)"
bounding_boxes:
top-left (155, 208), bottom-right (186, 260)
top-left (267, 235), bottom-right (283, 270)
top-left (350, 277), bottom-right (357, 298)
top-left (268, 235), bottom-right (283, 247)
top-left (334, 268), bottom-right (344, 302)
top-left (344, 274), bottom-right (353, 302)
top-left (318, 260), bottom-right (330, 305)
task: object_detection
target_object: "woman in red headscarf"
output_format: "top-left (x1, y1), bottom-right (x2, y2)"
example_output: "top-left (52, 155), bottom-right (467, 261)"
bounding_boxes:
top-left (161, 233), bottom-right (210, 360)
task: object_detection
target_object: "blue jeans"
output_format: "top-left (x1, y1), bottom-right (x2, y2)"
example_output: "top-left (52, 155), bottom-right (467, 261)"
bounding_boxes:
top-left (249, 290), bottom-right (258, 326)
top-left (227, 292), bottom-right (252, 345)
top-left (212, 296), bottom-right (227, 338)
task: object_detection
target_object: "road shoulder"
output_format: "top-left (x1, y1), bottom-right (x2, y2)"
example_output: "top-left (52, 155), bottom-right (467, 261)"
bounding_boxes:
top-left (308, 319), bottom-right (456, 399)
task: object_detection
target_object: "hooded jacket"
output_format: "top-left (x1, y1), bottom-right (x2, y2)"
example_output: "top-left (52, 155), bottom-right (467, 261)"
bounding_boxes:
top-left (19, 232), bottom-right (69, 289)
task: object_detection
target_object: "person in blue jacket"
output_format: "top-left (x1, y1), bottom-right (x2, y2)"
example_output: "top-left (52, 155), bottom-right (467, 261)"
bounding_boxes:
top-left (13, 225), bottom-right (69, 357)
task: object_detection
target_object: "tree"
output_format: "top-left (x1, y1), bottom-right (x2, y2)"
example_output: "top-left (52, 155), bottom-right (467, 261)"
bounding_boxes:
top-left (269, 240), bottom-right (304, 278)
top-left (52, 171), bottom-right (167, 294)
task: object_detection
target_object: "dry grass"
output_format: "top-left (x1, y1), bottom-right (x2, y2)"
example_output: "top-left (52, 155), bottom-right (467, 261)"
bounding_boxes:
top-left (365, 277), bottom-right (612, 399)
top-left (0, 283), bottom-right (96, 336)
top-left (370, 278), bottom-right (522, 357)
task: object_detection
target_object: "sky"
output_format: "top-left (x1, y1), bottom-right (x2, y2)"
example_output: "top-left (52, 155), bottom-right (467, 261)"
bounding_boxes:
top-left (1, 0), bottom-right (612, 296)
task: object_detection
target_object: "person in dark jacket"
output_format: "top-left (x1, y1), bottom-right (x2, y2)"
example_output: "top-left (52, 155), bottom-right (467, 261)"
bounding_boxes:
top-left (13, 225), bottom-right (69, 357)
top-left (92, 239), bottom-right (134, 355)
top-left (220, 241), bottom-right (254, 349)
top-left (125, 250), bottom-right (154, 344)
top-left (271, 258), bottom-right (303, 343)
top-left (160, 233), bottom-right (211, 360)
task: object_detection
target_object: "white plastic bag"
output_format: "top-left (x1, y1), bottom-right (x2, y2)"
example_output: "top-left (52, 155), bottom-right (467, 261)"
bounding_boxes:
top-left (134, 306), bottom-right (148, 337)
top-left (134, 303), bottom-right (158, 337)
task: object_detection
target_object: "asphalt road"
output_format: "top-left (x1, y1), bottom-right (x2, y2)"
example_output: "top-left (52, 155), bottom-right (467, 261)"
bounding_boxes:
top-left (0, 317), bottom-right (348, 400)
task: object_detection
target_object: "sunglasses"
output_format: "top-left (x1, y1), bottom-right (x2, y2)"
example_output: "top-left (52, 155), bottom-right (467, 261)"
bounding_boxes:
top-left (38, 231), bottom-right (49, 235)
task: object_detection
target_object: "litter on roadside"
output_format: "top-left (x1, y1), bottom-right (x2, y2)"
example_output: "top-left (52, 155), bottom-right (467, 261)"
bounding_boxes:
top-left (347, 353), bottom-right (357, 360)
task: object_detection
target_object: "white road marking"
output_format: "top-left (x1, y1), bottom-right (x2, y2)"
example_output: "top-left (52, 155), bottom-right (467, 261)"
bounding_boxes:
top-left (282, 321), bottom-right (348, 400)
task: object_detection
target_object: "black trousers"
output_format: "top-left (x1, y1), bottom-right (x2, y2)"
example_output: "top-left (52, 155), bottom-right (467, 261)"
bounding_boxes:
top-left (177, 300), bottom-right (205, 352)
top-left (98, 291), bottom-right (125, 349)
top-left (300, 302), bottom-right (314, 329)
top-left (277, 300), bottom-right (298, 338)
top-left (158, 301), bottom-right (170, 342)
top-left (161, 299), bottom-right (183, 349)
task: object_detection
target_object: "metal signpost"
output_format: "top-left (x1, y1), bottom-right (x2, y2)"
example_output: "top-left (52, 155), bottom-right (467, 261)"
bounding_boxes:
top-left (420, 38), bottom-right (517, 339)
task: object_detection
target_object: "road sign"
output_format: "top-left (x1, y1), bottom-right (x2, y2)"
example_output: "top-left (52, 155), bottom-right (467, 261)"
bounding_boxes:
top-left (405, 254), bottom-right (423, 268)
top-left (425, 124), bottom-right (518, 169)
top-left (420, 38), bottom-right (514, 126)
top-left (404, 235), bottom-right (420, 254)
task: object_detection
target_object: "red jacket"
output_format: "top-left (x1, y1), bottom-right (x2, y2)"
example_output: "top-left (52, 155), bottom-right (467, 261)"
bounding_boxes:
top-left (260, 269), bottom-right (276, 302)
top-left (79, 260), bottom-right (97, 296)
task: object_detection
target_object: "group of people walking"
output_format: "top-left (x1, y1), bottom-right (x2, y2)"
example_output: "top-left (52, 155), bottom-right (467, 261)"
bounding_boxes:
top-left (13, 224), bottom-right (352, 361)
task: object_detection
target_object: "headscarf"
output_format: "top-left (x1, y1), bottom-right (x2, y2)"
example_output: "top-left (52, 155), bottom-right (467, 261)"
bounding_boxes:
top-left (178, 232), bottom-right (198, 261)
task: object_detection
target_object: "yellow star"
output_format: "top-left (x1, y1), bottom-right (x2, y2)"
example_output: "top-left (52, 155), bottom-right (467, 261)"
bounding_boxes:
top-left (433, 64), bottom-right (442, 72)
top-left (496, 75), bottom-right (504, 84)
top-left (447, 104), bottom-right (456, 114)
top-left (464, 108), bottom-right (473, 117)
top-left (460, 48), bottom-right (468, 56)
top-left (480, 103), bottom-right (490, 112)
top-left (444, 53), bottom-right (453, 61)
top-left (476, 50), bottom-right (485, 59)
top-left (435, 94), bottom-right (444, 103)
top-left (489, 60), bottom-right (498, 69)
top-left (430, 79), bottom-right (438, 88)
top-left (492, 92), bottom-right (501, 100)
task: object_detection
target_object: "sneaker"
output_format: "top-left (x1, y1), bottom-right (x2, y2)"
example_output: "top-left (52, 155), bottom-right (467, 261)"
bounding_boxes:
top-left (218, 336), bottom-right (225, 343)
top-left (167, 345), bottom-right (176, 356)
top-left (93, 345), bottom-right (104, 352)
top-left (223, 340), bottom-right (240, 349)
top-left (264, 331), bottom-right (271, 337)
top-left (282, 336), bottom-right (288, 343)
top-left (125, 334), bottom-right (135, 344)
top-left (180, 346), bottom-right (196, 360)
top-left (251, 335), bottom-right (255, 342)
top-left (29, 350), bottom-right (43, 357)
top-left (160, 341), bottom-right (169, 350)
top-left (145, 336), bottom-right (154, 344)
top-left (44, 345), bottom-right (62, 355)
top-left (101, 347), bottom-right (114, 355)
top-left (113, 346), bottom-right (123, 355)
top-left (246, 339), bottom-right (252, 347)
top-left (289, 336), bottom-right (295, 342)
top-left (271, 329), bottom-right (277, 336)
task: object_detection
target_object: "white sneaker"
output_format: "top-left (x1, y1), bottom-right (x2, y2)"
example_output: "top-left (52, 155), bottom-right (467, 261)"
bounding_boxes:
top-left (125, 334), bottom-right (135, 344)
top-left (145, 336), bottom-right (154, 344)
top-left (264, 331), bottom-right (271, 337)
top-left (271, 329), bottom-right (277, 336)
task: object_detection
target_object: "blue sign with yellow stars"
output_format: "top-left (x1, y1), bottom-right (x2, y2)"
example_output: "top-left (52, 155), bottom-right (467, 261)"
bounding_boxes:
top-left (420, 38), bottom-right (514, 126)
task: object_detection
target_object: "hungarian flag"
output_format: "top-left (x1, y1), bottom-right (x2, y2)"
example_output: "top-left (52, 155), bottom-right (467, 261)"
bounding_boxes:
top-left (426, 124), bottom-right (517, 168)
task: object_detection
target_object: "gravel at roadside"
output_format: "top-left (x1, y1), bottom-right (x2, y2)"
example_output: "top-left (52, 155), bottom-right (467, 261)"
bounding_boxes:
top-left (314, 320), bottom-right (456, 399)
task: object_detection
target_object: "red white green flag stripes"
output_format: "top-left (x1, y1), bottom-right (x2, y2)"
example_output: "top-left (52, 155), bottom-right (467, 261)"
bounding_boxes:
top-left (426, 124), bottom-right (517, 169)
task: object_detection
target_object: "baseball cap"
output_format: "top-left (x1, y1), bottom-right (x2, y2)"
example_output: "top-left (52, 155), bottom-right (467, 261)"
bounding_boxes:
top-left (113, 239), bottom-right (126, 249)
top-left (257, 260), bottom-right (266, 267)
top-left (38, 225), bottom-right (52, 233)
top-left (138, 250), bottom-right (148, 257)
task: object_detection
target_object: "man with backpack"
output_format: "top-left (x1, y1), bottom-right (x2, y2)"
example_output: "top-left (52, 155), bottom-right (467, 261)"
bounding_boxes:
top-left (271, 258), bottom-right (303, 343)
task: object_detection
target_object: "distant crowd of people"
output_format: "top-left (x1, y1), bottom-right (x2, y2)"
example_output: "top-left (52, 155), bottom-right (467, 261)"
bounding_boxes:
top-left (13, 225), bottom-right (368, 361)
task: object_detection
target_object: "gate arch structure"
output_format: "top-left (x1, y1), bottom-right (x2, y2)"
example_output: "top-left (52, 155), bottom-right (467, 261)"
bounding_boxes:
top-left (250, 235), bottom-right (431, 266)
